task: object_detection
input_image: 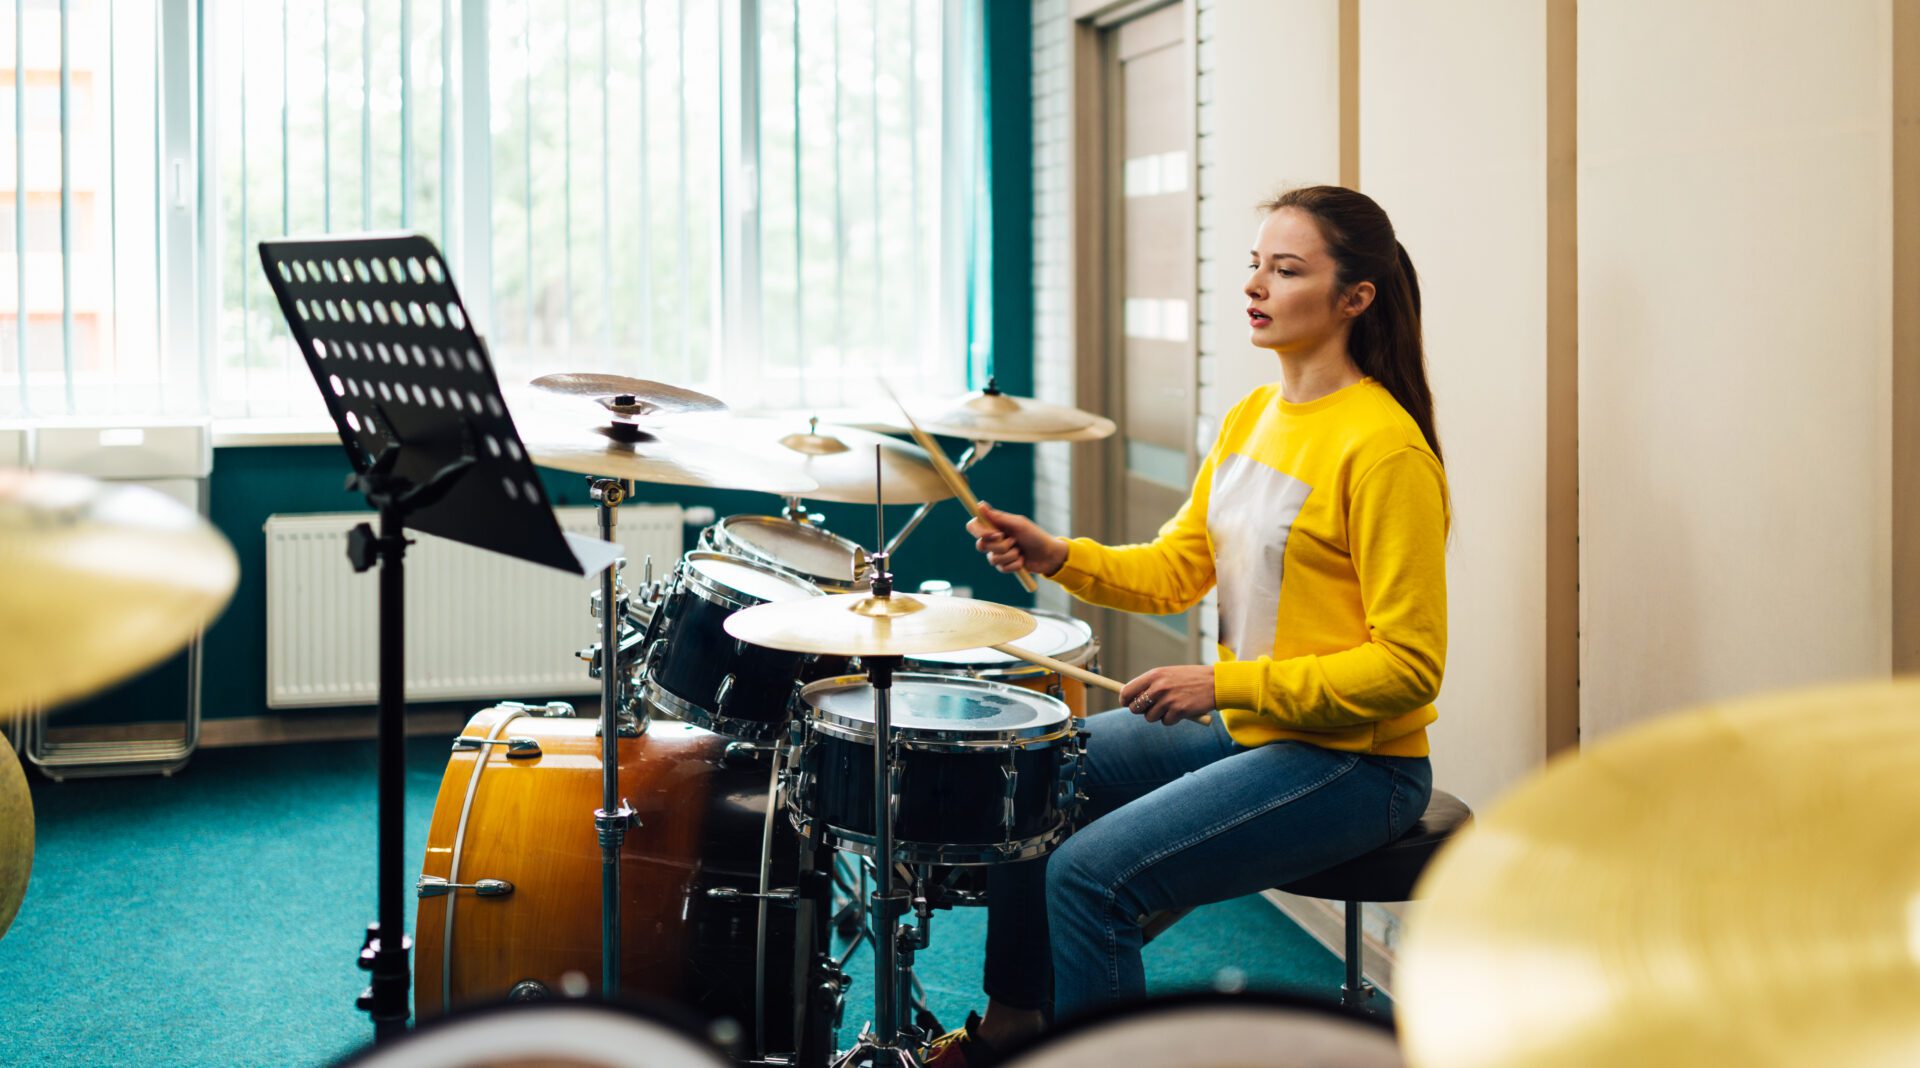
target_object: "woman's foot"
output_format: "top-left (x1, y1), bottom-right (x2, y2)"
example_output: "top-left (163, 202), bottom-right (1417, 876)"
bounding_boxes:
top-left (923, 1003), bottom-right (1045, 1067)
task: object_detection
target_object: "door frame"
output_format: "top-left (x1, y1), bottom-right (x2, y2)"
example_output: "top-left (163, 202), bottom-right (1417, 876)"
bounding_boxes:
top-left (1065, 0), bottom-right (1202, 672)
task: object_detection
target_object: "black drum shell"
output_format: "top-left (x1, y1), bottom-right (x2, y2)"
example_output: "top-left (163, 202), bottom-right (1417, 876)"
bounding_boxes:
top-left (652, 582), bottom-right (812, 729)
top-left (799, 731), bottom-right (1067, 856)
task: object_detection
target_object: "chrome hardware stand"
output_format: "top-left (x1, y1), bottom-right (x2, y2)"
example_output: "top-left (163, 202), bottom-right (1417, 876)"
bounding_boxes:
top-left (882, 440), bottom-right (992, 557)
top-left (835, 450), bottom-right (921, 1067)
top-left (591, 477), bottom-right (639, 1001)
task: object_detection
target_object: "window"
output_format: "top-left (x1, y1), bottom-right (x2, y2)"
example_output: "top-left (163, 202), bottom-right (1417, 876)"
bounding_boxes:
top-left (0, 0), bottom-right (985, 423)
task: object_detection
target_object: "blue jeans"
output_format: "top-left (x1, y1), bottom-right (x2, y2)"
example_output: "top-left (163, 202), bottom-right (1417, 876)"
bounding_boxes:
top-left (983, 709), bottom-right (1432, 1020)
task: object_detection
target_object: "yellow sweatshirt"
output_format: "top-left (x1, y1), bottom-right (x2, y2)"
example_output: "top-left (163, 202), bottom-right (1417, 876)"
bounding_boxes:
top-left (1049, 378), bottom-right (1448, 757)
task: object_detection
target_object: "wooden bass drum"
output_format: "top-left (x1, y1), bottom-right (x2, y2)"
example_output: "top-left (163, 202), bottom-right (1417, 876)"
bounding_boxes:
top-left (415, 703), bottom-right (827, 1063)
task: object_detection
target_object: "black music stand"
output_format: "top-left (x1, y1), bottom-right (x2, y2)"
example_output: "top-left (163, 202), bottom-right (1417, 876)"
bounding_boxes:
top-left (258, 234), bottom-right (608, 1043)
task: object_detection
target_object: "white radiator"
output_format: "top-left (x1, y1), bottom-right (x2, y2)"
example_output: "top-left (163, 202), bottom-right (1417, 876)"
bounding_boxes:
top-left (265, 506), bottom-right (684, 708)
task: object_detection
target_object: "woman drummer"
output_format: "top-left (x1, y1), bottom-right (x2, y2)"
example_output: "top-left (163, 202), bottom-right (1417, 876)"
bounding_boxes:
top-left (926, 185), bottom-right (1448, 1065)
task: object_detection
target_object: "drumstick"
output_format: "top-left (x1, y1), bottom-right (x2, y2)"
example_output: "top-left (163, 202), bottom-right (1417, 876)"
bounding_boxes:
top-left (991, 642), bottom-right (1214, 726)
top-left (882, 382), bottom-right (1040, 594)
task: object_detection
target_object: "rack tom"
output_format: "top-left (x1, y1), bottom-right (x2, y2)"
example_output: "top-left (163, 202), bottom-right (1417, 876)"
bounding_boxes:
top-left (905, 610), bottom-right (1100, 715)
top-left (701, 515), bottom-right (868, 593)
top-left (644, 552), bottom-right (848, 741)
top-left (787, 675), bottom-right (1082, 866)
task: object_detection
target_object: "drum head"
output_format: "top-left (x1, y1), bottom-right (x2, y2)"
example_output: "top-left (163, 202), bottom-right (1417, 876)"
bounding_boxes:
top-left (719, 515), bottom-right (862, 586)
top-left (804, 674), bottom-right (1069, 741)
top-left (685, 552), bottom-right (820, 604)
top-left (907, 610), bottom-right (1094, 670)
top-left (333, 1000), bottom-right (733, 1068)
top-left (1001, 992), bottom-right (1403, 1068)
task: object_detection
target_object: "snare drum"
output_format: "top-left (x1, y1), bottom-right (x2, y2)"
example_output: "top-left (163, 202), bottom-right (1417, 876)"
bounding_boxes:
top-left (905, 610), bottom-right (1100, 715)
top-left (701, 514), bottom-right (868, 593)
top-left (787, 675), bottom-right (1082, 866)
top-left (644, 552), bottom-right (849, 741)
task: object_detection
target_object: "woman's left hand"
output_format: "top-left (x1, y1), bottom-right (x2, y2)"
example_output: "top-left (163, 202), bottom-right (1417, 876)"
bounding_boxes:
top-left (1118, 665), bottom-right (1217, 725)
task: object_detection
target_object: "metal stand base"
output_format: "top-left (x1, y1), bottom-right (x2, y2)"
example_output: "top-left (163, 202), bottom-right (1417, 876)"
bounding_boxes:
top-left (1338, 899), bottom-right (1377, 1013)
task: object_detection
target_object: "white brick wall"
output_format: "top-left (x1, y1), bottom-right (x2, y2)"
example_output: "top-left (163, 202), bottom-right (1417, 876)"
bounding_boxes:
top-left (1030, 0), bottom-right (1073, 615)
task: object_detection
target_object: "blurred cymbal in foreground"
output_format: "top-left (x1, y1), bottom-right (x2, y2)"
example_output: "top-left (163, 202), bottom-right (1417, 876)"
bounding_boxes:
top-left (0, 469), bottom-right (239, 712)
top-left (1397, 678), bottom-right (1920, 1068)
top-left (0, 740), bottom-right (29, 941)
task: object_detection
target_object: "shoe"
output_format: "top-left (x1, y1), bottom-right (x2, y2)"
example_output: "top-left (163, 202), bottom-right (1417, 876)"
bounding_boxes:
top-left (922, 1011), bottom-right (1002, 1068)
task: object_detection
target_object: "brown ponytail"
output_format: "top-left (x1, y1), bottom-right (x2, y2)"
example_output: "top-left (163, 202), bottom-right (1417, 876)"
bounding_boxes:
top-left (1257, 186), bottom-right (1442, 466)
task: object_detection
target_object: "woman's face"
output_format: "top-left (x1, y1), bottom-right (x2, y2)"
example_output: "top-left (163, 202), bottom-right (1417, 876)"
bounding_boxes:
top-left (1244, 207), bottom-right (1368, 353)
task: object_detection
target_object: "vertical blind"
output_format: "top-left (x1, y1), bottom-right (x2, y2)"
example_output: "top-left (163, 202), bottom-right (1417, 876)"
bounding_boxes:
top-left (0, 0), bottom-right (984, 422)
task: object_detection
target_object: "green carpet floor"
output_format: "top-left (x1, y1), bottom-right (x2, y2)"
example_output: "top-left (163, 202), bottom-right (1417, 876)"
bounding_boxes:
top-left (0, 737), bottom-right (1369, 1066)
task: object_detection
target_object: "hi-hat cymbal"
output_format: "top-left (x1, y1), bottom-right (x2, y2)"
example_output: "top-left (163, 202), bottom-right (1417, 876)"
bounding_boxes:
top-left (0, 740), bottom-right (29, 940)
top-left (523, 419), bottom-right (820, 495)
top-left (724, 592), bottom-right (1034, 657)
top-left (693, 417), bottom-right (952, 505)
top-left (529, 373), bottom-right (727, 419)
top-left (1397, 678), bottom-right (1920, 1068)
top-left (904, 385), bottom-right (1116, 444)
top-left (0, 470), bottom-right (240, 712)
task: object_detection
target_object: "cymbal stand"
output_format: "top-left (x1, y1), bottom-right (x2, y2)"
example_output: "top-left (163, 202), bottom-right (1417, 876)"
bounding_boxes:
top-left (590, 477), bottom-right (640, 1000)
top-left (882, 440), bottom-right (994, 557)
top-left (836, 449), bottom-right (919, 1067)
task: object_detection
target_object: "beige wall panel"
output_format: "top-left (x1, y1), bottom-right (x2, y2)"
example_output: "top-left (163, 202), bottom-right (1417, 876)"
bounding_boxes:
top-left (1579, 1), bottom-right (1893, 739)
top-left (1198, 0), bottom-right (1342, 415)
top-left (1359, 0), bottom-right (1548, 809)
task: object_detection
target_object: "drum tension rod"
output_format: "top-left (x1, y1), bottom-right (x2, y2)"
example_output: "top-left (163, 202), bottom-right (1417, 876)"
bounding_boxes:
top-left (704, 885), bottom-right (800, 906)
top-left (416, 875), bottom-right (514, 899)
top-left (449, 735), bottom-right (541, 757)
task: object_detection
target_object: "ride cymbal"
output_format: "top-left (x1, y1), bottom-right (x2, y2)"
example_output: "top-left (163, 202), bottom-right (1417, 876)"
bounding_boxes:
top-left (523, 419), bottom-right (820, 495)
top-left (528, 373), bottom-right (727, 419)
top-left (724, 592), bottom-right (1034, 657)
top-left (904, 385), bottom-right (1116, 444)
top-left (1396, 678), bottom-right (1920, 1068)
top-left (696, 417), bottom-right (952, 505)
top-left (0, 469), bottom-right (240, 712)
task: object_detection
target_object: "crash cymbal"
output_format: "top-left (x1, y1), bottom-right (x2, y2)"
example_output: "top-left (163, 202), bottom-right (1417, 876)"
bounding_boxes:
top-left (905, 384), bottom-right (1116, 444)
top-left (528, 373), bottom-right (727, 419)
top-left (523, 419), bottom-right (820, 495)
top-left (0, 740), bottom-right (28, 940)
top-left (724, 592), bottom-right (1034, 657)
top-left (695, 416), bottom-right (951, 505)
top-left (1397, 678), bottom-right (1920, 1068)
top-left (0, 470), bottom-right (240, 712)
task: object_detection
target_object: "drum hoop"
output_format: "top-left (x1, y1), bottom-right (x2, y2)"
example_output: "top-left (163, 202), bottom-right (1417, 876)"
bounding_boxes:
top-left (990, 990), bottom-right (1399, 1066)
top-left (680, 550), bottom-right (821, 612)
top-left (799, 673), bottom-right (1072, 749)
top-left (333, 999), bottom-right (731, 1068)
top-left (715, 515), bottom-right (863, 585)
top-left (645, 679), bottom-right (790, 742)
top-left (803, 816), bottom-right (1069, 867)
top-left (904, 614), bottom-right (1099, 677)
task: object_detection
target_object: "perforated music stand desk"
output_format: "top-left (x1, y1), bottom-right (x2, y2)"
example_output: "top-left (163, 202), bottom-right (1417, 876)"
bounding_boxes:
top-left (258, 233), bottom-right (610, 1042)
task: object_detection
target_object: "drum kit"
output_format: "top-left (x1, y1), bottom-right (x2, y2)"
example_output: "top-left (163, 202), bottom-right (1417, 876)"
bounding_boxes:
top-left (411, 371), bottom-right (1126, 1067)
top-left (11, 355), bottom-right (1919, 1067)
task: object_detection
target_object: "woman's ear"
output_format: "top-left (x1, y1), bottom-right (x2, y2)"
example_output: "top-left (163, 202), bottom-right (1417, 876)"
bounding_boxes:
top-left (1342, 280), bottom-right (1377, 319)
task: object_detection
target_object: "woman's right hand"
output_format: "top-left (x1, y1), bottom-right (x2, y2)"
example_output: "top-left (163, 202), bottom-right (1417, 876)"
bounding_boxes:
top-left (967, 504), bottom-right (1069, 577)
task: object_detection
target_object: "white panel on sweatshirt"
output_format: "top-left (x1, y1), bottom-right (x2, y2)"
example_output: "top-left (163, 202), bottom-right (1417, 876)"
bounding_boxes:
top-left (1208, 451), bottom-right (1312, 660)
